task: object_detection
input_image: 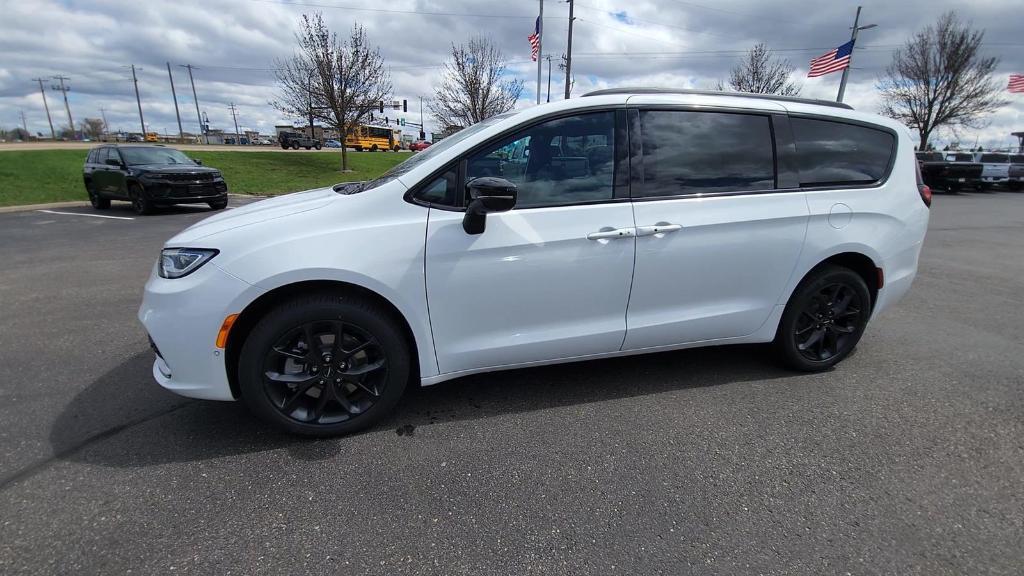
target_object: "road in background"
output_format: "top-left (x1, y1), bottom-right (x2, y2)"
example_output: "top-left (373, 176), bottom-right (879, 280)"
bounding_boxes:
top-left (0, 193), bottom-right (1022, 574)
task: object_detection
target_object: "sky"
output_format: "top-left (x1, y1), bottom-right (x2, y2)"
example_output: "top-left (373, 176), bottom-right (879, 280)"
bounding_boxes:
top-left (1, 0), bottom-right (1022, 148)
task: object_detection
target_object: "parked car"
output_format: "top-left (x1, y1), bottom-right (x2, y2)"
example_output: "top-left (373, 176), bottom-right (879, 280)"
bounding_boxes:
top-left (324, 139), bottom-right (342, 148)
top-left (1008, 154), bottom-right (1024, 191)
top-left (974, 152), bottom-right (1010, 190)
top-left (84, 144), bottom-right (228, 215)
top-left (939, 152), bottom-right (984, 191)
top-left (409, 139), bottom-right (432, 152)
top-left (279, 131), bottom-right (322, 150)
top-left (140, 89), bottom-right (930, 436)
top-left (916, 151), bottom-right (982, 192)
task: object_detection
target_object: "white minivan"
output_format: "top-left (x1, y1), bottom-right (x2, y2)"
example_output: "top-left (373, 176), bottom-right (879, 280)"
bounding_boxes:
top-left (139, 89), bottom-right (931, 436)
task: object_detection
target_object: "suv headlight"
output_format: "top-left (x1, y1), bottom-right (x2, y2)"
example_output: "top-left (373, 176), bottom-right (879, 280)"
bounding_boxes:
top-left (158, 248), bottom-right (219, 279)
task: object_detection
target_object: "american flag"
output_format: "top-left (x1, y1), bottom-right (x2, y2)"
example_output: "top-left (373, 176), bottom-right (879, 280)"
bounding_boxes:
top-left (808, 40), bottom-right (855, 78)
top-left (528, 17), bottom-right (541, 62)
top-left (1009, 74), bottom-right (1024, 93)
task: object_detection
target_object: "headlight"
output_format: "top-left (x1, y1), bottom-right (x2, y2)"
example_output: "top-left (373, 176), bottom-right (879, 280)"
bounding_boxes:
top-left (158, 248), bottom-right (219, 279)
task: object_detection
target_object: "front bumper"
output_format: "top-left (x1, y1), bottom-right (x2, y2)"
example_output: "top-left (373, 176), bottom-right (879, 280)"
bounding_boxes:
top-left (138, 261), bottom-right (263, 401)
top-left (143, 180), bottom-right (228, 203)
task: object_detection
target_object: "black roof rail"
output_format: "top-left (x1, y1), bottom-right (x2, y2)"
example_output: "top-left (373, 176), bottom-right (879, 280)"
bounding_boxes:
top-left (581, 87), bottom-right (854, 110)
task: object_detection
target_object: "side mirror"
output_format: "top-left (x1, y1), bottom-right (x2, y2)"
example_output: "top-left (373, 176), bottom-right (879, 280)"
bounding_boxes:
top-left (105, 158), bottom-right (123, 168)
top-left (462, 177), bottom-right (517, 235)
top-left (193, 158), bottom-right (203, 165)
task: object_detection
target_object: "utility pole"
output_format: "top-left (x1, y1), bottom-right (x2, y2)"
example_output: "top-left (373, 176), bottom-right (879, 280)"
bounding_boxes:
top-left (535, 0), bottom-right (543, 104)
top-left (836, 6), bottom-right (876, 103)
top-left (20, 110), bottom-right (28, 134)
top-left (180, 64), bottom-right (207, 144)
top-left (32, 78), bottom-right (56, 140)
top-left (99, 106), bottom-right (109, 135)
top-left (228, 103), bottom-right (240, 145)
top-left (52, 75), bottom-right (74, 139)
top-left (545, 55), bottom-right (553, 102)
top-left (129, 65), bottom-right (145, 135)
top-left (564, 0), bottom-right (575, 100)
top-left (418, 95), bottom-right (425, 140)
top-left (166, 62), bottom-right (184, 141)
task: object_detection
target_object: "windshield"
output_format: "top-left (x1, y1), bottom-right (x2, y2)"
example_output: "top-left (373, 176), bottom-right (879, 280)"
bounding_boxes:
top-left (350, 112), bottom-right (518, 193)
top-left (120, 147), bottom-right (196, 166)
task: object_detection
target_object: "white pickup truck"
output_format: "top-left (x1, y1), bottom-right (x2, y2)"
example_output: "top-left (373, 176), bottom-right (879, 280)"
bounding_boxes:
top-left (974, 152), bottom-right (1010, 190)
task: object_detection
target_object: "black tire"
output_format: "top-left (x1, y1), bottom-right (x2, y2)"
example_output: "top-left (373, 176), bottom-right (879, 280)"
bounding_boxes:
top-left (238, 293), bottom-right (410, 437)
top-left (208, 199), bottom-right (228, 210)
top-left (370, 144), bottom-right (379, 152)
top-left (86, 181), bottom-right (111, 209)
top-left (314, 142), bottom-right (322, 150)
top-left (355, 146), bottom-right (363, 152)
top-left (291, 141), bottom-right (300, 150)
top-left (773, 265), bottom-right (871, 372)
top-left (128, 183), bottom-right (154, 215)
top-left (281, 144), bottom-right (289, 150)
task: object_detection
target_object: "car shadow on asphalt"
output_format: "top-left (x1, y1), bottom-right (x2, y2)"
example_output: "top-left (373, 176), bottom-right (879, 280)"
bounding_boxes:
top-left (47, 344), bottom-right (800, 471)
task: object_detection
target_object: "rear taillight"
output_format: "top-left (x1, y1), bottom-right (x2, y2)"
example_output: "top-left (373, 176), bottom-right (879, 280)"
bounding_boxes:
top-left (914, 157), bottom-right (932, 208)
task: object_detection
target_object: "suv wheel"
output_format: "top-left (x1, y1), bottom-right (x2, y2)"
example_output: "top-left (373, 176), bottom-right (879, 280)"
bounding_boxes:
top-left (208, 199), bottom-right (228, 210)
top-left (129, 183), bottom-right (154, 215)
top-left (238, 293), bottom-right (410, 437)
top-left (774, 265), bottom-right (870, 372)
top-left (314, 142), bottom-right (322, 150)
top-left (291, 141), bottom-right (300, 150)
top-left (87, 182), bottom-right (110, 209)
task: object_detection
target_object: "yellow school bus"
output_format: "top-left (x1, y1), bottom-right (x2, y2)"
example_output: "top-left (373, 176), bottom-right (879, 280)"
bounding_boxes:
top-left (144, 132), bottom-right (160, 142)
top-left (345, 124), bottom-right (402, 151)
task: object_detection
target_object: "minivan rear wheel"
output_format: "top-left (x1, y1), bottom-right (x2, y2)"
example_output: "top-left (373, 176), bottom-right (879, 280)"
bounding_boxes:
top-left (774, 265), bottom-right (870, 372)
top-left (238, 293), bottom-right (410, 437)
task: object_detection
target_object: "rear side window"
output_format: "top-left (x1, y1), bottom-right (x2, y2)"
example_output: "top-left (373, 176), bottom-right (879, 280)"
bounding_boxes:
top-left (638, 110), bottom-right (775, 197)
top-left (979, 154), bottom-right (1008, 163)
top-left (791, 118), bottom-right (895, 187)
top-left (87, 149), bottom-right (97, 163)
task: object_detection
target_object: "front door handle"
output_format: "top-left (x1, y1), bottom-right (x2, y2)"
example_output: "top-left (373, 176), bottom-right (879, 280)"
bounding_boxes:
top-left (587, 227), bottom-right (635, 240)
top-left (635, 223), bottom-right (682, 237)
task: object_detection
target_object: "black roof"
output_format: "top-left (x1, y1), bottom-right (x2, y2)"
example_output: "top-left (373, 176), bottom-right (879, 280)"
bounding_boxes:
top-left (581, 87), bottom-right (854, 110)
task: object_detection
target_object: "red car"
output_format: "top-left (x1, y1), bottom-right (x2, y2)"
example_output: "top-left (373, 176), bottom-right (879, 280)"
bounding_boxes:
top-left (409, 140), bottom-right (432, 152)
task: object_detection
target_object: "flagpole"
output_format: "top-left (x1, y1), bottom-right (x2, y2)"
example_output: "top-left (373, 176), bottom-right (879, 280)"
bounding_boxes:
top-left (836, 7), bottom-right (860, 102)
top-left (536, 0), bottom-right (543, 105)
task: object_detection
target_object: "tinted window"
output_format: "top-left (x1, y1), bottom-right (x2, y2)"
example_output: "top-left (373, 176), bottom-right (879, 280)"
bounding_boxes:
top-left (96, 148), bottom-right (110, 164)
top-left (638, 110), bottom-right (774, 197)
top-left (791, 118), bottom-right (894, 186)
top-left (1011, 155), bottom-right (1024, 164)
top-left (916, 152), bottom-right (943, 162)
top-left (119, 147), bottom-right (195, 166)
top-left (946, 153), bottom-right (973, 162)
top-left (465, 111), bottom-right (618, 208)
top-left (980, 153), bottom-right (1009, 163)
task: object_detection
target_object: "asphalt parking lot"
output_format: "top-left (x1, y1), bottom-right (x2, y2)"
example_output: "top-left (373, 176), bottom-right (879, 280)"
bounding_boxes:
top-left (1, 191), bottom-right (1022, 575)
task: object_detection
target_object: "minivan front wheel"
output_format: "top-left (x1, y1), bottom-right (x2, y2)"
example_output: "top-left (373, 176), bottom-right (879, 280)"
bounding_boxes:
top-left (239, 293), bottom-right (410, 437)
top-left (774, 265), bottom-right (870, 371)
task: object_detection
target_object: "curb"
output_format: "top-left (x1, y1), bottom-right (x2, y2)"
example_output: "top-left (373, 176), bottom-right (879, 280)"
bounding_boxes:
top-left (0, 194), bottom-right (267, 215)
top-left (0, 201), bottom-right (91, 214)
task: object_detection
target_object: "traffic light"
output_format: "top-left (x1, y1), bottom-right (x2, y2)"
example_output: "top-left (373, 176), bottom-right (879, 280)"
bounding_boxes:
top-left (403, 99), bottom-right (408, 113)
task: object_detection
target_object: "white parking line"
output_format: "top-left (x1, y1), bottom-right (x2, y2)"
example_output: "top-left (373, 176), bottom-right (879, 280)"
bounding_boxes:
top-left (36, 210), bottom-right (135, 220)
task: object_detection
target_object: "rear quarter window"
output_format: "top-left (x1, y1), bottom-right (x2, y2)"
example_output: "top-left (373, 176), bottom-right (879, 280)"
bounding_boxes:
top-left (791, 117), bottom-right (895, 187)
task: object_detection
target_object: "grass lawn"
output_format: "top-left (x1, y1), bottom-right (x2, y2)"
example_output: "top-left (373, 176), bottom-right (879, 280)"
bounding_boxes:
top-left (0, 149), bottom-right (407, 207)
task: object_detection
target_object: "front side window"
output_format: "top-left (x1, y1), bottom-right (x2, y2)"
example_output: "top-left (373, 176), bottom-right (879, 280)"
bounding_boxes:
top-left (464, 111), bottom-right (619, 208)
top-left (791, 117), bottom-right (895, 186)
top-left (638, 110), bottom-right (775, 197)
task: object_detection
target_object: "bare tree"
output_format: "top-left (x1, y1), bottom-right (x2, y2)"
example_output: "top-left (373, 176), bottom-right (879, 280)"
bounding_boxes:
top-left (82, 118), bottom-right (105, 140)
top-left (272, 14), bottom-right (391, 171)
top-left (429, 37), bottom-right (523, 132)
top-left (716, 43), bottom-right (800, 96)
top-left (879, 11), bottom-right (1007, 150)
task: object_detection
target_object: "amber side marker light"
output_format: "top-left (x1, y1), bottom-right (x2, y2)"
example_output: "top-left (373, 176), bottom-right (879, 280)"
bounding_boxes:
top-left (216, 314), bottom-right (239, 349)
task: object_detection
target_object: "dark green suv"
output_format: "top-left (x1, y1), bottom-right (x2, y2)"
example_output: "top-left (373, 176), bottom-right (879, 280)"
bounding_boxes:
top-left (83, 145), bottom-right (228, 215)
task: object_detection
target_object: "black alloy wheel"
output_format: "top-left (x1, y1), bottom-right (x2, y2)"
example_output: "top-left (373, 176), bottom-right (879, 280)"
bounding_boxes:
top-left (792, 282), bottom-right (864, 362)
top-left (239, 294), bottom-right (409, 436)
top-left (129, 183), bottom-right (154, 215)
top-left (87, 182), bottom-right (110, 209)
top-left (775, 265), bottom-right (870, 371)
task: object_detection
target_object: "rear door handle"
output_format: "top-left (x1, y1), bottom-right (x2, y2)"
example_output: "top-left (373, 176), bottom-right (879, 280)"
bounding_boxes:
top-left (635, 223), bottom-right (682, 237)
top-left (587, 227), bottom-right (635, 240)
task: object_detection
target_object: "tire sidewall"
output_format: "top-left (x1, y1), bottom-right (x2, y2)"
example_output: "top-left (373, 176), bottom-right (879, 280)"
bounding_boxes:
top-left (776, 266), bottom-right (871, 371)
top-left (238, 294), bottom-right (410, 437)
